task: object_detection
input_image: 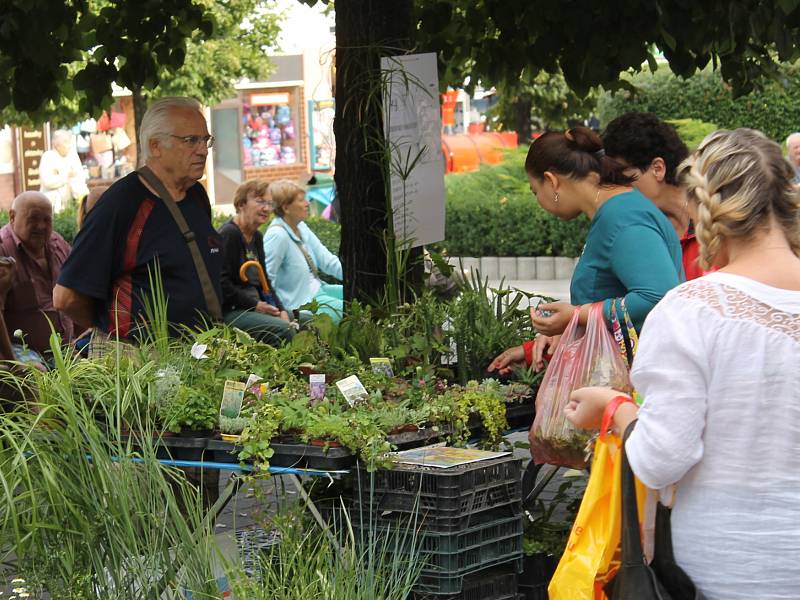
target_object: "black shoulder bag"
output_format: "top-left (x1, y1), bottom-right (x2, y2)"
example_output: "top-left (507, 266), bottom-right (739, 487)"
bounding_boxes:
top-left (604, 421), bottom-right (706, 600)
top-left (137, 166), bottom-right (222, 320)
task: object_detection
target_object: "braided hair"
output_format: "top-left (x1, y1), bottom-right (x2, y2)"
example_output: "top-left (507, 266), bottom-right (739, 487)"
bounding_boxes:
top-left (679, 128), bottom-right (800, 269)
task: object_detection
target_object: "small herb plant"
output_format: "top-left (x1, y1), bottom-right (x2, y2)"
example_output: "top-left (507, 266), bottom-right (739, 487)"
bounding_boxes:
top-left (238, 403), bottom-right (282, 471)
top-left (162, 384), bottom-right (218, 433)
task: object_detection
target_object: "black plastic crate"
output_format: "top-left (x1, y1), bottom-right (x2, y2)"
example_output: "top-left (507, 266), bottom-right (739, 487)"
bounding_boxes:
top-left (351, 491), bottom-right (523, 533)
top-left (414, 557), bottom-right (523, 596)
top-left (355, 513), bottom-right (522, 578)
top-left (353, 457), bottom-right (522, 530)
top-left (356, 456), bottom-right (521, 497)
top-left (412, 564), bottom-right (518, 600)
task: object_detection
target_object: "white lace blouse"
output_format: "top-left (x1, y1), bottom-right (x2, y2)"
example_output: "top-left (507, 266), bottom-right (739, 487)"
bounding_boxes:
top-left (627, 272), bottom-right (800, 600)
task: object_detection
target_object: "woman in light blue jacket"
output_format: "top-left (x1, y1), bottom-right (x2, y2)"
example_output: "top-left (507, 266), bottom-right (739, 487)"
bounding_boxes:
top-left (263, 180), bottom-right (343, 322)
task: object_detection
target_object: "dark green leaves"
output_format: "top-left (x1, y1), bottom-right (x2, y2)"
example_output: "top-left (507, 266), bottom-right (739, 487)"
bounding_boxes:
top-left (417, 0), bottom-right (800, 98)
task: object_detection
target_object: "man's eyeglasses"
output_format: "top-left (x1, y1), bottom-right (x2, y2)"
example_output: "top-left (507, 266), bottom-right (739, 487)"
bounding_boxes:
top-left (168, 134), bottom-right (215, 148)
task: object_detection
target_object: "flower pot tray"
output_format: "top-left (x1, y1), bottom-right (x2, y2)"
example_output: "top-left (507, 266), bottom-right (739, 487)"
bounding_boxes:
top-left (207, 426), bottom-right (454, 471)
top-left (120, 432), bottom-right (209, 462)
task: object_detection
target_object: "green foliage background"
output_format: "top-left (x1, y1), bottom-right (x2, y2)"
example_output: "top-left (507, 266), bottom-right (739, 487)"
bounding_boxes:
top-left (598, 64), bottom-right (800, 143)
top-left (441, 148), bottom-right (589, 257)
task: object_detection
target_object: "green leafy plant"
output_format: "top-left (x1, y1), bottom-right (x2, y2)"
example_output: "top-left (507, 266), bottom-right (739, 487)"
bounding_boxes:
top-left (162, 384), bottom-right (218, 433)
top-left (454, 380), bottom-right (508, 449)
top-left (0, 339), bottom-right (220, 598)
top-left (238, 403), bottom-right (282, 471)
top-left (218, 415), bottom-right (251, 435)
top-left (449, 274), bottom-right (536, 384)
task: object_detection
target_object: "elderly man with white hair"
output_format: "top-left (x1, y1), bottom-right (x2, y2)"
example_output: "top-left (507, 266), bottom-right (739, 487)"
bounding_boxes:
top-left (785, 132), bottom-right (800, 183)
top-left (54, 96), bottom-right (223, 342)
top-left (0, 191), bottom-right (74, 357)
top-left (39, 129), bottom-right (89, 211)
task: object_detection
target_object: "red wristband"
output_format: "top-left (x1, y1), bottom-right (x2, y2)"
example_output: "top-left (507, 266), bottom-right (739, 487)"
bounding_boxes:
top-left (523, 339), bottom-right (535, 367)
top-left (600, 394), bottom-right (635, 439)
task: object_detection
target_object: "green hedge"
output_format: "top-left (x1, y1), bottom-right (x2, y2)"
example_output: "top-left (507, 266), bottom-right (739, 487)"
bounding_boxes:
top-left (597, 64), bottom-right (800, 143)
top-left (441, 148), bottom-right (588, 257)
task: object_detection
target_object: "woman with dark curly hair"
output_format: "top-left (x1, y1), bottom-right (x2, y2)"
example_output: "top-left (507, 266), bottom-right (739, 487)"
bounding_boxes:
top-left (603, 111), bottom-right (710, 280)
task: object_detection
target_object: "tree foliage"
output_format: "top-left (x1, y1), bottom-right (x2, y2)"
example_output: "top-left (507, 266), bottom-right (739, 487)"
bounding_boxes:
top-left (491, 70), bottom-right (599, 137)
top-left (415, 0), bottom-right (800, 96)
top-left (598, 63), bottom-right (800, 142)
top-left (0, 0), bottom-right (280, 126)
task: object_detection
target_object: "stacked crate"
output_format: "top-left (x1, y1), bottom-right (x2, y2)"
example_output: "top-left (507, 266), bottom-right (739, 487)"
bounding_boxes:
top-left (352, 455), bottom-right (524, 598)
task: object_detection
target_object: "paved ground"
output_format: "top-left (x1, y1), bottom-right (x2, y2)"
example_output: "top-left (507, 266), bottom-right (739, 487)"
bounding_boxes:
top-left (488, 278), bottom-right (571, 302)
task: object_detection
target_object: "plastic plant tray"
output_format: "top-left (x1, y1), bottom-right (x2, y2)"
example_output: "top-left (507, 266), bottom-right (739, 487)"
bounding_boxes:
top-left (353, 457), bottom-right (522, 527)
top-left (205, 438), bottom-right (357, 470)
top-left (355, 456), bottom-right (522, 495)
top-left (352, 484), bottom-right (522, 533)
top-left (412, 564), bottom-right (519, 600)
top-left (120, 432), bottom-right (208, 461)
top-left (356, 513), bottom-right (522, 574)
top-left (413, 557), bottom-right (523, 596)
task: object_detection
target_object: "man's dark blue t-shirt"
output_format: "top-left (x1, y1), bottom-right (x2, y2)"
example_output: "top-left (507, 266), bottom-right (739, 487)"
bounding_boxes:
top-left (58, 172), bottom-right (223, 337)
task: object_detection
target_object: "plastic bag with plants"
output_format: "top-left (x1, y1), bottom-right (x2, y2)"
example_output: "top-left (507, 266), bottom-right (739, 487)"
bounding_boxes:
top-left (529, 303), bottom-right (631, 469)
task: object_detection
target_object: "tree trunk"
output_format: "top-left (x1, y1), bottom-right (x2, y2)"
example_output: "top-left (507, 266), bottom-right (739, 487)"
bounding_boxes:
top-left (334, 0), bottom-right (421, 307)
top-left (513, 93), bottom-right (533, 143)
top-left (131, 85), bottom-right (148, 167)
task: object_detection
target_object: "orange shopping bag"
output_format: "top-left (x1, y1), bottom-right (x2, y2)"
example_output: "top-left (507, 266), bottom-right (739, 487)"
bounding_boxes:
top-left (548, 430), bottom-right (647, 600)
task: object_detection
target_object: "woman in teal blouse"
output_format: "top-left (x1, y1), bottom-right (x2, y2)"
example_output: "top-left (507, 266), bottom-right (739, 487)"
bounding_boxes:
top-left (489, 127), bottom-right (683, 374)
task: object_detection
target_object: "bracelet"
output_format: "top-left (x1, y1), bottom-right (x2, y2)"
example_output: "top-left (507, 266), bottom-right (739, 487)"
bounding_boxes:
top-left (522, 340), bottom-right (535, 366)
top-left (600, 394), bottom-right (635, 439)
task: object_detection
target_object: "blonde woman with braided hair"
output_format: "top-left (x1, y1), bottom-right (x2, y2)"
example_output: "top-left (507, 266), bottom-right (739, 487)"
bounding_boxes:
top-left (564, 128), bottom-right (800, 599)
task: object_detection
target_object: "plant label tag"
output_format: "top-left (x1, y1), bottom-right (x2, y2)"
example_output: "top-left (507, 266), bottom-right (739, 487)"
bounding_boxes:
top-left (309, 373), bottom-right (326, 400)
top-left (531, 296), bottom-right (553, 319)
top-left (369, 357), bottom-right (394, 377)
top-left (335, 375), bottom-right (368, 407)
top-left (245, 373), bottom-right (265, 398)
top-left (220, 380), bottom-right (246, 419)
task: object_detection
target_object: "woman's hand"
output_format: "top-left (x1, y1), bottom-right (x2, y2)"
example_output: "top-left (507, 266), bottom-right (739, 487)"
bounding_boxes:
top-left (532, 334), bottom-right (560, 372)
top-left (279, 310), bottom-right (290, 322)
top-left (564, 386), bottom-right (624, 429)
top-left (255, 301), bottom-right (281, 316)
top-left (531, 302), bottom-right (577, 336)
top-left (487, 345), bottom-right (525, 375)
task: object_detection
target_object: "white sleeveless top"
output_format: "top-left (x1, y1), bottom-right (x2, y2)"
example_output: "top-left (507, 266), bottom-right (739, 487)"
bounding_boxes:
top-left (627, 272), bottom-right (800, 600)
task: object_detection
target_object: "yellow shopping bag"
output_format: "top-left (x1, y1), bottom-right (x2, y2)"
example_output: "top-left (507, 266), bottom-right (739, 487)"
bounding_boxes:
top-left (548, 431), bottom-right (646, 600)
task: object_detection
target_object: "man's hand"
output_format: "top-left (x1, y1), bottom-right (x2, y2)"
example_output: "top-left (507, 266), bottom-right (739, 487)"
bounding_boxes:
top-left (53, 284), bottom-right (94, 331)
top-left (255, 301), bottom-right (281, 316)
top-left (531, 302), bottom-right (578, 336)
top-left (279, 310), bottom-right (290, 322)
top-left (0, 259), bottom-right (16, 299)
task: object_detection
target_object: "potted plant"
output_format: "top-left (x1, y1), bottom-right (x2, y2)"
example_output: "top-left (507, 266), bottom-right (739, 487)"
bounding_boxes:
top-left (161, 384), bottom-right (218, 436)
top-left (237, 403), bottom-right (282, 470)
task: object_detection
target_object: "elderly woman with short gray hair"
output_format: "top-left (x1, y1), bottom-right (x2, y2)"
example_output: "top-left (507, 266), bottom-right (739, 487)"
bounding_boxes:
top-left (263, 180), bottom-right (343, 323)
top-left (218, 179), bottom-right (298, 345)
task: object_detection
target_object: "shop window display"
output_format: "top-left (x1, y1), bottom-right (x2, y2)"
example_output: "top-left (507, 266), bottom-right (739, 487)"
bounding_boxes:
top-left (72, 102), bottom-right (136, 183)
top-left (242, 95), bottom-right (299, 167)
